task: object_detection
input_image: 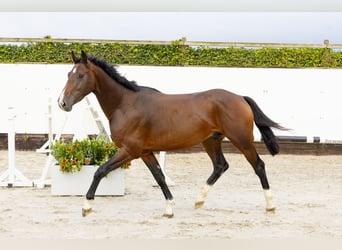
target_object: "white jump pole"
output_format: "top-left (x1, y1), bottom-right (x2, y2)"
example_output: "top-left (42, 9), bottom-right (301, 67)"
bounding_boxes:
top-left (35, 97), bottom-right (64, 188)
top-left (0, 107), bottom-right (32, 187)
top-left (36, 97), bottom-right (53, 154)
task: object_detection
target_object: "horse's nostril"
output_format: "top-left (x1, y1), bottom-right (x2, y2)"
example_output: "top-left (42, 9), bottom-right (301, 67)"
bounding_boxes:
top-left (58, 98), bottom-right (66, 108)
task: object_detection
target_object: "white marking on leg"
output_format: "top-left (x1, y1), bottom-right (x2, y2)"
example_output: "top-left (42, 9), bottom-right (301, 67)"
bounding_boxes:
top-left (164, 199), bottom-right (175, 218)
top-left (263, 189), bottom-right (276, 211)
top-left (82, 199), bottom-right (93, 217)
top-left (83, 199), bottom-right (92, 210)
top-left (195, 184), bottom-right (211, 208)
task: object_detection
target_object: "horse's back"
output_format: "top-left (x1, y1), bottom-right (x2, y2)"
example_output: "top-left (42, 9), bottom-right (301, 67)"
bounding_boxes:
top-left (140, 88), bottom-right (250, 121)
top-left (194, 89), bottom-right (249, 112)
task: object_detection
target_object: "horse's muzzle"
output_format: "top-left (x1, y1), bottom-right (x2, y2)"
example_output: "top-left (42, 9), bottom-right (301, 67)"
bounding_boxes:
top-left (58, 98), bottom-right (72, 112)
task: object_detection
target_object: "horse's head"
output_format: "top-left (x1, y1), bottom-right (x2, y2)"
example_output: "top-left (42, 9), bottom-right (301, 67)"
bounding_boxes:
top-left (58, 51), bottom-right (96, 112)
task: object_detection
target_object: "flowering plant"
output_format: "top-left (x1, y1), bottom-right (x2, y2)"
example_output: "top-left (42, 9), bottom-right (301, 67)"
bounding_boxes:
top-left (50, 136), bottom-right (130, 173)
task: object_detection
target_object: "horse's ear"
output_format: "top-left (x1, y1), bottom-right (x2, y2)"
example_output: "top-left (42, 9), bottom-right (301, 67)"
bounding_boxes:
top-left (71, 51), bottom-right (78, 64)
top-left (81, 51), bottom-right (88, 65)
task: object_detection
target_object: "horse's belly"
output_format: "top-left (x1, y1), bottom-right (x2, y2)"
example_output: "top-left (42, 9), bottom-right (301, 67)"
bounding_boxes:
top-left (149, 125), bottom-right (214, 151)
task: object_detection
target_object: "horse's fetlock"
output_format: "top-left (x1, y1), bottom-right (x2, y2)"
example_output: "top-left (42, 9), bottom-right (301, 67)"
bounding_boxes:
top-left (254, 166), bottom-right (265, 177)
top-left (86, 191), bottom-right (95, 200)
top-left (222, 162), bottom-right (229, 172)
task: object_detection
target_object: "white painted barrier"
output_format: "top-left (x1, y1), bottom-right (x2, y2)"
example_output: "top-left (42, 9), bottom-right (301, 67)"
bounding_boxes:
top-left (0, 107), bottom-right (32, 187)
top-left (1, 64), bottom-right (342, 141)
top-left (1, 64), bottom-right (341, 188)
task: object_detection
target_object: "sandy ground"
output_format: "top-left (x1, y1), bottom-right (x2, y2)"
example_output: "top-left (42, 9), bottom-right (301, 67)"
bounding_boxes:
top-left (0, 150), bottom-right (341, 239)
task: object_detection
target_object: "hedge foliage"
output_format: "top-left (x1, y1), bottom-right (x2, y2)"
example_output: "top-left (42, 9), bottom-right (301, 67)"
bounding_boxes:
top-left (1, 41), bottom-right (342, 68)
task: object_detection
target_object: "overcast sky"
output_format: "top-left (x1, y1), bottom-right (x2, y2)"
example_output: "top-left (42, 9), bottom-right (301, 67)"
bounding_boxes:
top-left (0, 12), bottom-right (342, 44)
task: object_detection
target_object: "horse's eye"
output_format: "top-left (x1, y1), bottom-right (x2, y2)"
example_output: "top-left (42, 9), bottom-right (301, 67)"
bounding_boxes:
top-left (78, 73), bottom-right (84, 79)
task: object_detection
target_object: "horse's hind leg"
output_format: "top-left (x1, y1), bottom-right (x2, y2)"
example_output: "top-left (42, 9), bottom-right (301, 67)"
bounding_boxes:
top-left (254, 155), bottom-right (275, 211)
top-left (232, 139), bottom-right (276, 212)
top-left (195, 132), bottom-right (228, 209)
top-left (141, 152), bottom-right (175, 218)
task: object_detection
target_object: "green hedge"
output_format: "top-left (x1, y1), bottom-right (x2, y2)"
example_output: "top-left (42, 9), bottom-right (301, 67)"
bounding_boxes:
top-left (1, 42), bottom-right (342, 68)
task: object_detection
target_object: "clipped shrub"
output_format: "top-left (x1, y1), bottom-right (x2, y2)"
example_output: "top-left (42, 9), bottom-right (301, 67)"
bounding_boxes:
top-left (0, 40), bottom-right (341, 68)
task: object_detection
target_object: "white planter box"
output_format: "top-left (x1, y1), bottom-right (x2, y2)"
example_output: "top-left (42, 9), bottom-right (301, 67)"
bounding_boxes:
top-left (51, 165), bottom-right (125, 196)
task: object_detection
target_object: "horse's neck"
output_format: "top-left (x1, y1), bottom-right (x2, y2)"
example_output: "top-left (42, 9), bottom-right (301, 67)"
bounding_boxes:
top-left (93, 72), bottom-right (126, 121)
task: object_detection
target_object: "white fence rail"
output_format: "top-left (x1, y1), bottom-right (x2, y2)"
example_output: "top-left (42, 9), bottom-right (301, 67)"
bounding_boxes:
top-left (1, 37), bottom-right (342, 49)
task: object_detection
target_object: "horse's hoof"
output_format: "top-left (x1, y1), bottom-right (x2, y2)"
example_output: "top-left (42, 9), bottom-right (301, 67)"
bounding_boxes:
top-left (163, 213), bottom-right (174, 218)
top-left (266, 207), bottom-right (276, 212)
top-left (194, 201), bottom-right (204, 209)
top-left (82, 207), bottom-right (92, 217)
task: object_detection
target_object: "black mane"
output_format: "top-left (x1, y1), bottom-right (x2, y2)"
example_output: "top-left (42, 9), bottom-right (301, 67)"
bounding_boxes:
top-left (83, 56), bottom-right (140, 92)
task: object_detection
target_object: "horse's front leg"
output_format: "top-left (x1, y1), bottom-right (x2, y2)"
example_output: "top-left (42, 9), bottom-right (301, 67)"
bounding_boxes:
top-left (141, 153), bottom-right (175, 218)
top-left (82, 148), bottom-right (133, 217)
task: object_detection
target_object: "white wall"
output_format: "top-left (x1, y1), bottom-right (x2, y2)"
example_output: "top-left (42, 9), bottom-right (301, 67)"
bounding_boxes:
top-left (1, 64), bottom-right (341, 141)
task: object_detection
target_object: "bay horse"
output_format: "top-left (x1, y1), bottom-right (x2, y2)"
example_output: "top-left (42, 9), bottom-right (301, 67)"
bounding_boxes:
top-left (58, 51), bottom-right (285, 218)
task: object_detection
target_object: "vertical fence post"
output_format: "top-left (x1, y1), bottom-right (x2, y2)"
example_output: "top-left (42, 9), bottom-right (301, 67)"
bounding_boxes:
top-left (7, 107), bottom-right (15, 187)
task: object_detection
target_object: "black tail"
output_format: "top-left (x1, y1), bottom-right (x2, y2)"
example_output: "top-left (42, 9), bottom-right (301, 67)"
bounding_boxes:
top-left (243, 96), bottom-right (287, 156)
